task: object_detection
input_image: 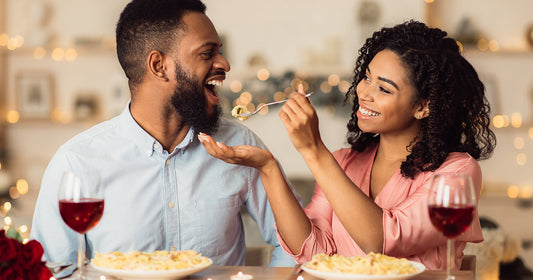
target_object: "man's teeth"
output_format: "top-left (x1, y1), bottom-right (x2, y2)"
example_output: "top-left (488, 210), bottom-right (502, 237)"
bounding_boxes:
top-left (206, 80), bottom-right (223, 87)
top-left (359, 108), bottom-right (381, 116)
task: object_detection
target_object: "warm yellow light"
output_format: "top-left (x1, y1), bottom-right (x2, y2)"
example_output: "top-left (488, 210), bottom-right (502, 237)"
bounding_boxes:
top-left (425, 0), bottom-right (434, 3)
top-left (492, 115), bottom-right (505, 128)
top-left (239, 92), bottom-right (252, 104)
top-left (246, 103), bottom-right (255, 114)
top-left (511, 112), bottom-right (522, 128)
top-left (529, 127), bottom-right (533, 139)
top-left (16, 179), bottom-right (29, 195)
top-left (320, 81), bottom-right (332, 93)
top-left (19, 225), bottom-right (28, 233)
top-left (4, 216), bottom-right (12, 225)
top-left (508, 185), bottom-right (519, 198)
top-left (514, 137), bottom-right (525, 150)
top-left (488, 40), bottom-right (500, 52)
top-left (51, 48), bottom-right (65, 61)
top-left (3, 201), bottom-right (11, 211)
top-left (273, 91), bottom-right (286, 102)
top-left (9, 187), bottom-right (20, 199)
top-left (456, 41), bottom-right (464, 53)
top-left (6, 110), bottom-right (19, 124)
top-left (256, 68), bottom-right (270, 81)
top-left (65, 48), bottom-right (78, 61)
top-left (338, 80), bottom-right (351, 93)
top-left (477, 38), bottom-right (489, 51)
top-left (6, 38), bottom-right (18, 50)
top-left (516, 153), bottom-right (527, 166)
top-left (230, 81), bottom-right (242, 93)
top-left (328, 74), bottom-right (340, 86)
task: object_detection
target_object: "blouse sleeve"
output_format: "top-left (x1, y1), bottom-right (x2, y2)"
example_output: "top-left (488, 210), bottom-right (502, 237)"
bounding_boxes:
top-left (382, 154), bottom-right (484, 258)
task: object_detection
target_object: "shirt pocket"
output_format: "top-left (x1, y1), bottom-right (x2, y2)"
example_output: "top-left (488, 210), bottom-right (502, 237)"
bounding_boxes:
top-left (193, 196), bottom-right (243, 258)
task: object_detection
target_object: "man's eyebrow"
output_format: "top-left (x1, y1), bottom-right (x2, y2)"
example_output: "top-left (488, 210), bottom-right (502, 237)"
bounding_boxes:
top-left (197, 42), bottom-right (221, 49)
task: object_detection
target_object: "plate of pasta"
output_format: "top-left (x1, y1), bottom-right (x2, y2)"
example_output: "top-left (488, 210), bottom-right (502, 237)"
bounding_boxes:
top-left (301, 253), bottom-right (425, 280)
top-left (90, 250), bottom-right (212, 279)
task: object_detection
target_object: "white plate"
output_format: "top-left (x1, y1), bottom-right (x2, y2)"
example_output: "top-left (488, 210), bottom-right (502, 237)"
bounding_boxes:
top-left (90, 258), bottom-right (212, 280)
top-left (301, 260), bottom-right (425, 280)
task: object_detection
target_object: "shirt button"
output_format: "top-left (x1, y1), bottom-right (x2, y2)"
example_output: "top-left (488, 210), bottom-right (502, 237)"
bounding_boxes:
top-left (166, 159), bottom-right (171, 165)
top-left (170, 246), bottom-right (176, 251)
top-left (168, 202), bottom-right (175, 208)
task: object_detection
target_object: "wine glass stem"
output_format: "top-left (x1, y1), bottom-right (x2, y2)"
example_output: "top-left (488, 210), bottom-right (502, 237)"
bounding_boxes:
top-left (446, 238), bottom-right (455, 280)
top-left (77, 234), bottom-right (85, 276)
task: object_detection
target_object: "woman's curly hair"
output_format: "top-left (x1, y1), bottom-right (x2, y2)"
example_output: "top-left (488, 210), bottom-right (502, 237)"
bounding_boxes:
top-left (345, 20), bottom-right (496, 179)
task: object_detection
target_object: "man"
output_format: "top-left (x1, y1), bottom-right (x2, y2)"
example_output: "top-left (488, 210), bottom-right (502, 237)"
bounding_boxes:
top-left (30, 0), bottom-right (297, 269)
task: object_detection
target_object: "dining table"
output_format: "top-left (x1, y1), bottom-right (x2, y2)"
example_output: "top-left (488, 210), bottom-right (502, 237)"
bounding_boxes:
top-left (68, 264), bottom-right (475, 280)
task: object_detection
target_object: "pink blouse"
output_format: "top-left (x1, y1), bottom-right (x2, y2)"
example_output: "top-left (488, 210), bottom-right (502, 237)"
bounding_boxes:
top-left (278, 144), bottom-right (483, 270)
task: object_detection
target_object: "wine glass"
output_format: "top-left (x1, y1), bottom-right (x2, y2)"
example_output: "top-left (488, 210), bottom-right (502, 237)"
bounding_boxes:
top-left (58, 170), bottom-right (105, 279)
top-left (427, 173), bottom-right (476, 280)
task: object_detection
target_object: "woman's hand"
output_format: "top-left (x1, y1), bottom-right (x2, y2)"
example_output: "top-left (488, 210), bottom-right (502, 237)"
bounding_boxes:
top-left (198, 133), bottom-right (276, 171)
top-left (279, 86), bottom-right (324, 156)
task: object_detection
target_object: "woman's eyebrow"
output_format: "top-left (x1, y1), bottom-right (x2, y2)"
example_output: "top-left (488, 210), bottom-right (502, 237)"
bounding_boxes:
top-left (368, 67), bottom-right (400, 90)
top-left (378, 77), bottom-right (399, 90)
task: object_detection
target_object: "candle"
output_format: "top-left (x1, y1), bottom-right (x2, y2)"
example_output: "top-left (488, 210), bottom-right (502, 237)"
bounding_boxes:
top-left (230, 271), bottom-right (253, 280)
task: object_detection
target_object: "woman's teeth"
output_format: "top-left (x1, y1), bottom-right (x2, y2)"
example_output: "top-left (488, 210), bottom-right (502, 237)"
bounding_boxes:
top-left (206, 80), bottom-right (223, 87)
top-left (359, 108), bottom-right (381, 116)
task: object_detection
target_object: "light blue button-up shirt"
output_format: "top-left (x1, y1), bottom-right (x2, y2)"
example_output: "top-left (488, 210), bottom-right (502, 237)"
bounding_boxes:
top-left (31, 105), bottom-right (298, 267)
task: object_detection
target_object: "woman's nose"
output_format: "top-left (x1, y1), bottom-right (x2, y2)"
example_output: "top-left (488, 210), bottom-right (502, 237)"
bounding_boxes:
top-left (357, 83), bottom-right (373, 101)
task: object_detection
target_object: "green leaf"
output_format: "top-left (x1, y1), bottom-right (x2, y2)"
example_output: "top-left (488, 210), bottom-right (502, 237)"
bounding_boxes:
top-left (6, 226), bottom-right (22, 243)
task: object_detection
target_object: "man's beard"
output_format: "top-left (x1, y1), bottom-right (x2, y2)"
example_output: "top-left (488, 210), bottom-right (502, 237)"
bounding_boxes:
top-left (170, 64), bottom-right (220, 135)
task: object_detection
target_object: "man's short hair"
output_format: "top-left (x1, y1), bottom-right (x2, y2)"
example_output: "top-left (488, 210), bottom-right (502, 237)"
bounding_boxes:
top-left (116, 0), bottom-right (206, 91)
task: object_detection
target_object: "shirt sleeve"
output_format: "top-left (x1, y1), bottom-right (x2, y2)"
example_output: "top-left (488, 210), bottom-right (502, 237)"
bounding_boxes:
top-left (382, 155), bottom-right (484, 260)
top-left (30, 146), bottom-right (79, 265)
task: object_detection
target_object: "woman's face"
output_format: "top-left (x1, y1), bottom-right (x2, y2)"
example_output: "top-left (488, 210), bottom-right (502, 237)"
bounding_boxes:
top-left (355, 49), bottom-right (422, 137)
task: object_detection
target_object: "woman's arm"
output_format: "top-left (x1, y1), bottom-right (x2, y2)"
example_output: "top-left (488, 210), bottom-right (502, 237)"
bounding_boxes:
top-left (198, 134), bottom-right (311, 254)
top-left (279, 91), bottom-right (384, 253)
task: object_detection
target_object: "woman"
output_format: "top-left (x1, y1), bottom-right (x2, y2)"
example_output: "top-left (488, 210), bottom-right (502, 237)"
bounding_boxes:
top-left (198, 20), bottom-right (496, 270)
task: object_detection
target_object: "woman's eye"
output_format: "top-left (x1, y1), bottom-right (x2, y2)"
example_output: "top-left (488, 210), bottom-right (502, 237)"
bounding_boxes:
top-left (379, 86), bottom-right (391, 94)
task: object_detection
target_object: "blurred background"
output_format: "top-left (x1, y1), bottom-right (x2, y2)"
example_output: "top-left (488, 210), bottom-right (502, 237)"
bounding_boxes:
top-left (1, 0), bottom-right (533, 278)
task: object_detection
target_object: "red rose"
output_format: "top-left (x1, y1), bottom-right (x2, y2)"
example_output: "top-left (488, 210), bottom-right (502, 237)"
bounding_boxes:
top-left (0, 263), bottom-right (24, 280)
top-left (19, 240), bottom-right (44, 268)
top-left (26, 262), bottom-right (52, 280)
top-left (0, 234), bottom-right (20, 263)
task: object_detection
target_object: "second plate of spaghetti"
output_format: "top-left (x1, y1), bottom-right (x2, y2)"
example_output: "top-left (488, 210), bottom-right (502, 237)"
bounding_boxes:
top-left (300, 253), bottom-right (425, 280)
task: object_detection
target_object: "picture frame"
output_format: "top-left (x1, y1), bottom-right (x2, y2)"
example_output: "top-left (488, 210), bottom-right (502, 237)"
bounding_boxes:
top-left (16, 71), bottom-right (54, 120)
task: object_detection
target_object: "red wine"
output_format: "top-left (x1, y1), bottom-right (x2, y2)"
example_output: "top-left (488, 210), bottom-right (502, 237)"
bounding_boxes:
top-left (428, 205), bottom-right (474, 238)
top-left (59, 198), bottom-right (104, 234)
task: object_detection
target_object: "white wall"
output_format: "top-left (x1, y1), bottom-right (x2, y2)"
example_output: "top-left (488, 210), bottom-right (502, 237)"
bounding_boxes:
top-left (3, 0), bottom-right (533, 193)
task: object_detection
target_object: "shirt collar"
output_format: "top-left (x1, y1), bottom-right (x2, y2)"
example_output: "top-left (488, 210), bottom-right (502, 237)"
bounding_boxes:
top-left (117, 102), bottom-right (197, 157)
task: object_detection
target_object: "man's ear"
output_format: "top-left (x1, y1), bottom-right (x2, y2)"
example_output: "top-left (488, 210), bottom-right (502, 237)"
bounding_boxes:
top-left (147, 50), bottom-right (168, 81)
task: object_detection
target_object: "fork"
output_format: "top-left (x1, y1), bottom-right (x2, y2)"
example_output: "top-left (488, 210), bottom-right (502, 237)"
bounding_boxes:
top-left (237, 92), bottom-right (314, 118)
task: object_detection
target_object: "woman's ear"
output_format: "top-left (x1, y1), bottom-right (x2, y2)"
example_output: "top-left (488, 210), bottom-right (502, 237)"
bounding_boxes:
top-left (147, 50), bottom-right (168, 81)
top-left (414, 100), bottom-right (430, 120)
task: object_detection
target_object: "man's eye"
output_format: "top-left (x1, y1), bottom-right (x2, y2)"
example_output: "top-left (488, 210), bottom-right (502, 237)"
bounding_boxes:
top-left (201, 51), bottom-right (214, 58)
